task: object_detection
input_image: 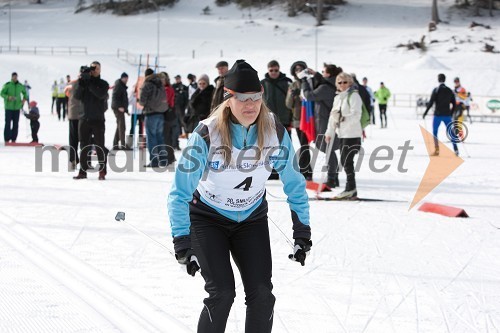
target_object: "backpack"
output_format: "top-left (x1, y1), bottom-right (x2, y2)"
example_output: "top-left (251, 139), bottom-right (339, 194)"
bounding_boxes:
top-left (348, 90), bottom-right (371, 129)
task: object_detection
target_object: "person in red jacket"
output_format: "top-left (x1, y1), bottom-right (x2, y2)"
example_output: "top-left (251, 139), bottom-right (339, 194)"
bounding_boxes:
top-left (160, 72), bottom-right (176, 166)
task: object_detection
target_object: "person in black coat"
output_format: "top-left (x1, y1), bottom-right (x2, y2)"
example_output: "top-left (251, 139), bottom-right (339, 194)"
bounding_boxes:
top-left (73, 61), bottom-right (110, 180)
top-left (185, 74), bottom-right (215, 134)
top-left (111, 72), bottom-right (129, 150)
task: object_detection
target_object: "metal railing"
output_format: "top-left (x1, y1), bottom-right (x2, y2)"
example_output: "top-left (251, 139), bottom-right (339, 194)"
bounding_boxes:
top-left (0, 46), bottom-right (87, 55)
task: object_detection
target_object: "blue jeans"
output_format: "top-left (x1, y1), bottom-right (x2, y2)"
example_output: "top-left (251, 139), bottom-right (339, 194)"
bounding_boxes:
top-left (433, 116), bottom-right (458, 152)
top-left (4, 109), bottom-right (20, 142)
top-left (145, 113), bottom-right (166, 166)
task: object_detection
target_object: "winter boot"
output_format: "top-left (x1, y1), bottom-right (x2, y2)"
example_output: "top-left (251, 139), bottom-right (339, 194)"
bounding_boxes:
top-left (336, 178), bottom-right (357, 199)
top-left (98, 170), bottom-right (106, 180)
top-left (324, 176), bottom-right (340, 190)
top-left (73, 170), bottom-right (87, 180)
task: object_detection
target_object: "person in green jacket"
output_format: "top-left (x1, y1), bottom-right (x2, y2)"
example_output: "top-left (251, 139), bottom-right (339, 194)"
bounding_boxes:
top-left (374, 82), bottom-right (391, 128)
top-left (1, 72), bottom-right (27, 143)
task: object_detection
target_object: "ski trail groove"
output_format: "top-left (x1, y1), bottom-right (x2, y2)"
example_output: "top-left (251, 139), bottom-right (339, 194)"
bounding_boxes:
top-left (0, 212), bottom-right (192, 333)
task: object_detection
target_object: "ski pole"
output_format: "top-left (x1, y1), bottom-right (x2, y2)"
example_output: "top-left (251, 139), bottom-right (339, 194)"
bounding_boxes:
top-left (268, 216), bottom-right (294, 249)
top-left (115, 211), bottom-right (175, 257)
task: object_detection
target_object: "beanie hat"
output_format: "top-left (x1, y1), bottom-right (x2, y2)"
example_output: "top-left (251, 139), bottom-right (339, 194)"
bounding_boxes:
top-left (29, 101), bottom-right (37, 108)
top-left (223, 60), bottom-right (261, 100)
top-left (12, 72), bottom-right (18, 77)
top-left (198, 74), bottom-right (210, 84)
top-left (187, 73), bottom-right (195, 81)
top-left (290, 61), bottom-right (307, 77)
top-left (438, 73), bottom-right (446, 83)
top-left (145, 68), bottom-right (154, 77)
top-left (121, 72), bottom-right (128, 79)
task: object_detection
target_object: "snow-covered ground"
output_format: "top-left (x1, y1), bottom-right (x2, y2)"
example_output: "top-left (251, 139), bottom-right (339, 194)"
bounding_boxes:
top-left (1, 0), bottom-right (500, 332)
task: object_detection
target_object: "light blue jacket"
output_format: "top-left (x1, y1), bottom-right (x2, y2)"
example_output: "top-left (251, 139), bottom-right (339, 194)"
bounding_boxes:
top-left (168, 120), bottom-right (310, 241)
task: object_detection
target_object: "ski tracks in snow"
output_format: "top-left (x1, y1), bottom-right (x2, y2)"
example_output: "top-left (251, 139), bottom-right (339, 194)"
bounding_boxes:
top-left (0, 211), bottom-right (192, 333)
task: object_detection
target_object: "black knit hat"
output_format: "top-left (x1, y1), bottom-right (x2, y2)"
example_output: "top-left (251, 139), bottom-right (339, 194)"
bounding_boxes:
top-left (121, 72), bottom-right (128, 79)
top-left (145, 68), bottom-right (154, 77)
top-left (223, 60), bottom-right (261, 100)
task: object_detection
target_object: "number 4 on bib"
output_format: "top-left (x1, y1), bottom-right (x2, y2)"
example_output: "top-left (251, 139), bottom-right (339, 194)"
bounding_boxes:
top-left (234, 177), bottom-right (253, 191)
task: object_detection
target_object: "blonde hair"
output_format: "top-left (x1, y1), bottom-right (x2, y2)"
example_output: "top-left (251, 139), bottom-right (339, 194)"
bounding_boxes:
top-left (209, 99), bottom-right (275, 165)
top-left (335, 72), bottom-right (354, 90)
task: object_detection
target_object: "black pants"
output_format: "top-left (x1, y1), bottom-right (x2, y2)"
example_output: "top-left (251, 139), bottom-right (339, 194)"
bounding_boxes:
top-left (113, 109), bottom-right (126, 148)
top-left (316, 134), bottom-right (339, 180)
top-left (163, 117), bottom-right (177, 163)
top-left (78, 119), bottom-right (107, 173)
top-left (30, 120), bottom-right (40, 142)
top-left (56, 97), bottom-right (67, 121)
top-left (190, 198), bottom-right (275, 333)
top-left (339, 138), bottom-right (362, 191)
top-left (379, 104), bottom-right (387, 127)
top-left (295, 128), bottom-right (312, 179)
top-left (4, 109), bottom-right (20, 142)
top-left (369, 105), bottom-right (376, 124)
top-left (69, 119), bottom-right (79, 163)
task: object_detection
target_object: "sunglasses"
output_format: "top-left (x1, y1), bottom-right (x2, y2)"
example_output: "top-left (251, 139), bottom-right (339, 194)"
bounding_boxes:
top-left (337, 81), bottom-right (348, 85)
top-left (233, 91), bottom-right (263, 102)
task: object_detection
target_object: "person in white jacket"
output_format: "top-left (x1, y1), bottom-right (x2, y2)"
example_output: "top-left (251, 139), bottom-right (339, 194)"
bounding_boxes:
top-left (325, 72), bottom-right (362, 199)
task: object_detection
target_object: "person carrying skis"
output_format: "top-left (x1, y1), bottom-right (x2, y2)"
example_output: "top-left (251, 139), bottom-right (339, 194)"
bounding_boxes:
top-left (168, 59), bottom-right (312, 333)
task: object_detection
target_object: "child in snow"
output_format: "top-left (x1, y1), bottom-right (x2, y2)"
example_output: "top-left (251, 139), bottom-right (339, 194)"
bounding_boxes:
top-left (24, 101), bottom-right (40, 143)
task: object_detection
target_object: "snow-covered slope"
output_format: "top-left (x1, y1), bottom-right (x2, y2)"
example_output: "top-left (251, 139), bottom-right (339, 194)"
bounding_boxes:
top-left (1, 1), bottom-right (500, 332)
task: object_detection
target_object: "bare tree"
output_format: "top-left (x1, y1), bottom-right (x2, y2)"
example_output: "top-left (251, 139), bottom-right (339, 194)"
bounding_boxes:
top-left (288, 0), bottom-right (297, 17)
top-left (316, 0), bottom-right (324, 26)
top-left (474, 0), bottom-right (480, 15)
top-left (432, 0), bottom-right (441, 23)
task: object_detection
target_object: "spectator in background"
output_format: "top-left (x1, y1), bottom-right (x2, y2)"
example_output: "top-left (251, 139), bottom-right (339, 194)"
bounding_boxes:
top-left (1, 72), bottom-right (27, 143)
top-left (56, 78), bottom-right (68, 121)
top-left (325, 72), bottom-right (363, 199)
top-left (65, 71), bottom-right (84, 171)
top-left (362, 77), bottom-right (376, 125)
top-left (211, 60), bottom-right (229, 111)
top-left (185, 74), bottom-right (214, 135)
top-left (73, 61), bottom-right (110, 180)
top-left (111, 72), bottom-right (130, 150)
top-left (301, 63), bottom-right (342, 189)
top-left (24, 80), bottom-right (31, 104)
top-left (160, 71), bottom-right (176, 166)
top-left (374, 82), bottom-right (391, 128)
top-left (173, 74), bottom-right (188, 145)
top-left (23, 101), bottom-right (40, 143)
top-left (140, 68), bottom-right (168, 168)
top-left (51, 80), bottom-right (58, 114)
top-left (187, 73), bottom-right (197, 99)
top-left (261, 60), bottom-right (292, 180)
top-left (286, 60), bottom-right (313, 180)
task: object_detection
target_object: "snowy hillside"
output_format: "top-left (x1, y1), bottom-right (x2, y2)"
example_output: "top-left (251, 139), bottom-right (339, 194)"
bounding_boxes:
top-left (1, 0), bottom-right (500, 332)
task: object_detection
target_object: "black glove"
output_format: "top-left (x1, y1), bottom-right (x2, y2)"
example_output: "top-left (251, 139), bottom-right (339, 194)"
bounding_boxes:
top-left (291, 88), bottom-right (301, 97)
top-left (175, 249), bottom-right (200, 276)
top-left (288, 238), bottom-right (312, 266)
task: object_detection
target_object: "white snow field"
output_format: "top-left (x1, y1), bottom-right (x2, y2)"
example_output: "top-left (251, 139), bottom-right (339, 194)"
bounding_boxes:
top-left (1, 0), bottom-right (500, 332)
